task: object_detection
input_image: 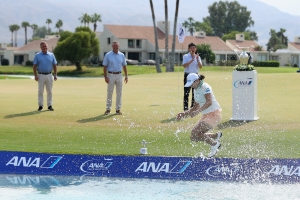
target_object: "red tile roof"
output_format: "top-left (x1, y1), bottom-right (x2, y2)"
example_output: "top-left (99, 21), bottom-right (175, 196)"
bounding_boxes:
top-left (105, 24), bottom-right (233, 52)
top-left (289, 42), bottom-right (300, 51)
top-left (226, 40), bottom-right (264, 51)
top-left (17, 38), bottom-right (59, 52)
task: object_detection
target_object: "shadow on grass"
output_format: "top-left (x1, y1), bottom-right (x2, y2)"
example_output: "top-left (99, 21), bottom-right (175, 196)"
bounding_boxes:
top-left (77, 114), bottom-right (119, 123)
top-left (160, 117), bottom-right (177, 123)
top-left (4, 110), bottom-right (42, 118)
top-left (217, 120), bottom-right (253, 129)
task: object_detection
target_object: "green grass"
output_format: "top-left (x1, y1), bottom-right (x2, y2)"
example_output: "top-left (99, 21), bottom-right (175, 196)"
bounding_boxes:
top-left (0, 66), bottom-right (300, 158)
top-left (1, 65), bottom-right (298, 77)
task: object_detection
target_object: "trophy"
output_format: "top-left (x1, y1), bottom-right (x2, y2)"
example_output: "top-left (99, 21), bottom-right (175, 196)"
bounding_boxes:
top-left (139, 139), bottom-right (151, 155)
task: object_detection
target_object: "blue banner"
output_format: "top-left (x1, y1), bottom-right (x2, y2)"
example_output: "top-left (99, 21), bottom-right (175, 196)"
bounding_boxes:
top-left (0, 151), bottom-right (299, 183)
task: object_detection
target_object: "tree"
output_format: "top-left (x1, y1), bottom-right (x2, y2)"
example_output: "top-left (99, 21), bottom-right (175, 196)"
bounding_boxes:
top-left (21, 21), bottom-right (30, 45)
top-left (78, 13), bottom-right (91, 27)
top-left (33, 26), bottom-right (48, 39)
top-left (221, 30), bottom-right (258, 41)
top-left (13, 24), bottom-right (20, 47)
top-left (46, 19), bottom-right (52, 34)
top-left (194, 20), bottom-right (213, 36)
top-left (277, 28), bottom-right (288, 46)
top-left (55, 19), bottom-right (63, 33)
top-left (183, 17), bottom-right (196, 36)
top-left (9, 25), bottom-right (14, 46)
top-left (30, 24), bottom-right (38, 39)
top-left (53, 26), bottom-right (99, 71)
top-left (164, 0), bottom-right (170, 72)
top-left (91, 13), bottom-right (102, 32)
top-left (196, 44), bottom-right (215, 64)
top-left (266, 28), bottom-right (287, 51)
top-left (170, 0), bottom-right (180, 72)
top-left (149, 0), bottom-right (162, 73)
top-left (182, 21), bottom-right (189, 33)
top-left (204, 1), bottom-right (254, 37)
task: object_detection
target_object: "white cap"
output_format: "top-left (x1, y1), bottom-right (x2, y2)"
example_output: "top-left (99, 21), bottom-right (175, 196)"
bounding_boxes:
top-left (184, 73), bottom-right (199, 87)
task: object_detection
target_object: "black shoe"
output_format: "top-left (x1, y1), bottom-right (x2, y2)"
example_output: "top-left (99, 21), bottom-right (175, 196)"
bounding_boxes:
top-left (48, 106), bottom-right (54, 111)
top-left (38, 106), bottom-right (43, 111)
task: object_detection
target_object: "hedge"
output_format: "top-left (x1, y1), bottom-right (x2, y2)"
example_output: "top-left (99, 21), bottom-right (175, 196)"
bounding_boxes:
top-left (252, 61), bottom-right (280, 67)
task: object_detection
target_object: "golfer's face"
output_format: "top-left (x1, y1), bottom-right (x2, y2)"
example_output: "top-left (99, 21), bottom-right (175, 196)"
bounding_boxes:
top-left (191, 80), bottom-right (198, 88)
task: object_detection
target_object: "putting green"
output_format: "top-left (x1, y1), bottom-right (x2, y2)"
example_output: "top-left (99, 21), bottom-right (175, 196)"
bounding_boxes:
top-left (0, 71), bottom-right (299, 158)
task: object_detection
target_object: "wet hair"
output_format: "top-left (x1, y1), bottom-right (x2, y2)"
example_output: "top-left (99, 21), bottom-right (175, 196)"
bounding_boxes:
top-left (199, 74), bottom-right (205, 80)
top-left (188, 43), bottom-right (196, 49)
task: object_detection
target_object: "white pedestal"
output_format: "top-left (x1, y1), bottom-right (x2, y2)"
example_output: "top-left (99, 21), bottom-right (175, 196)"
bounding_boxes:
top-left (140, 148), bottom-right (148, 154)
top-left (231, 70), bottom-right (259, 121)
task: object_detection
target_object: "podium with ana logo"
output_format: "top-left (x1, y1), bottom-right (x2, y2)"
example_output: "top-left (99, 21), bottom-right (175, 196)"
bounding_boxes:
top-left (231, 70), bottom-right (259, 121)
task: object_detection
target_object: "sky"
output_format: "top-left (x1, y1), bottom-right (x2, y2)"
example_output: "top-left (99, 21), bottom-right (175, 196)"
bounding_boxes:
top-left (258, 0), bottom-right (300, 16)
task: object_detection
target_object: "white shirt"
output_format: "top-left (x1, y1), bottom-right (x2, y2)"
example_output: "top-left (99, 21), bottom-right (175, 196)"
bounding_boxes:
top-left (182, 52), bottom-right (202, 73)
top-left (194, 82), bottom-right (221, 114)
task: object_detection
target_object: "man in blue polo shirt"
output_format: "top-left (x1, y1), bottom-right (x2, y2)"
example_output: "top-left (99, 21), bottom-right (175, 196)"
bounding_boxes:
top-left (102, 41), bottom-right (128, 115)
top-left (33, 41), bottom-right (57, 111)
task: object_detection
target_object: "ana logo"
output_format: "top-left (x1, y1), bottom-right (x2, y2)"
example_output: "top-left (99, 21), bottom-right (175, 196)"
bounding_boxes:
top-left (234, 78), bottom-right (253, 88)
top-left (206, 163), bottom-right (242, 177)
top-left (268, 165), bottom-right (300, 177)
top-left (80, 158), bottom-right (113, 173)
top-left (135, 160), bottom-right (191, 173)
top-left (6, 156), bottom-right (62, 168)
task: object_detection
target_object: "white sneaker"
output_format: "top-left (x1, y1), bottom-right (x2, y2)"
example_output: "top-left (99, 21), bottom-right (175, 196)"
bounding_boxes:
top-left (215, 132), bottom-right (222, 141)
top-left (208, 141), bottom-right (221, 158)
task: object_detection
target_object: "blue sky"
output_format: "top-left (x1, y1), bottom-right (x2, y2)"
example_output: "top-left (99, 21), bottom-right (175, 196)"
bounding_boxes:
top-left (258, 0), bottom-right (300, 16)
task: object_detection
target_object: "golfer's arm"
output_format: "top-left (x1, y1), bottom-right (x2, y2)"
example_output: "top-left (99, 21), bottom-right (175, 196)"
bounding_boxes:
top-left (199, 94), bottom-right (212, 112)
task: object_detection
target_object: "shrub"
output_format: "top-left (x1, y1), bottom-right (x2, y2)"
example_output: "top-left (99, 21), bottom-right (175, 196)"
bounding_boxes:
top-left (252, 61), bottom-right (279, 67)
top-left (25, 60), bottom-right (33, 66)
top-left (1, 58), bottom-right (9, 66)
top-left (293, 64), bottom-right (298, 68)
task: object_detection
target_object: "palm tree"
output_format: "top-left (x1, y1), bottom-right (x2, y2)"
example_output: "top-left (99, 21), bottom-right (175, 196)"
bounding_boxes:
top-left (277, 28), bottom-right (287, 45)
top-left (186, 17), bottom-right (196, 36)
top-left (91, 13), bottom-right (102, 32)
top-left (170, 0), bottom-right (180, 72)
top-left (21, 21), bottom-right (30, 45)
top-left (78, 13), bottom-right (91, 27)
top-left (9, 25), bottom-right (14, 46)
top-left (30, 24), bottom-right (38, 38)
top-left (13, 24), bottom-right (20, 47)
top-left (46, 18), bottom-right (52, 34)
top-left (55, 19), bottom-right (63, 33)
top-left (149, 0), bottom-right (162, 73)
top-left (164, 0), bottom-right (170, 72)
top-left (182, 21), bottom-right (189, 33)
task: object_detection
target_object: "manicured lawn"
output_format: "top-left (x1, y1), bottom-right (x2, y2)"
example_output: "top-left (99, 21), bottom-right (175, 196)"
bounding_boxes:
top-left (0, 66), bottom-right (299, 158)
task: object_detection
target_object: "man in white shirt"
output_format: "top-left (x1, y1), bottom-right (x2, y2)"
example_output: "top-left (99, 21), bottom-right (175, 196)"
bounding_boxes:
top-left (182, 43), bottom-right (202, 111)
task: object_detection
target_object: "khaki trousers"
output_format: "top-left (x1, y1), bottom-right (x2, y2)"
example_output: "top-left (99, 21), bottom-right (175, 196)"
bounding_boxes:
top-left (106, 73), bottom-right (123, 111)
top-left (38, 74), bottom-right (53, 107)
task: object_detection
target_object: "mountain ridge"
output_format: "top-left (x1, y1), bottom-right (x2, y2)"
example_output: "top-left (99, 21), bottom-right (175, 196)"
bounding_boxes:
top-left (1, 0), bottom-right (299, 48)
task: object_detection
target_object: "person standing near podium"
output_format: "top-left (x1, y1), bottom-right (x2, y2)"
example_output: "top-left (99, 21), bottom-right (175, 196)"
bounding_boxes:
top-left (182, 43), bottom-right (202, 111)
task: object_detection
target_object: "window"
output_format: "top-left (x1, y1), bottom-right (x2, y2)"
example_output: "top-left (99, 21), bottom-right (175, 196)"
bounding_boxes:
top-left (257, 54), bottom-right (267, 61)
top-left (150, 53), bottom-right (155, 60)
top-left (136, 40), bottom-right (141, 48)
top-left (128, 39), bottom-right (134, 48)
top-left (107, 38), bottom-right (110, 45)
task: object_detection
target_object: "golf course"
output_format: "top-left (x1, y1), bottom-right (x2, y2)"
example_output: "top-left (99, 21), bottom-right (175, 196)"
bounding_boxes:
top-left (1, 65), bottom-right (299, 158)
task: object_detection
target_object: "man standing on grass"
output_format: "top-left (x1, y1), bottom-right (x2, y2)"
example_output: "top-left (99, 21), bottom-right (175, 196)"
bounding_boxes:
top-left (102, 41), bottom-right (128, 115)
top-left (182, 43), bottom-right (202, 111)
top-left (33, 41), bottom-right (57, 111)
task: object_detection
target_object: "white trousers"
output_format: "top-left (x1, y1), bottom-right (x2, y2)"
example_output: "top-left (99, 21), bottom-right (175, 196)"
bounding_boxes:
top-left (106, 73), bottom-right (123, 111)
top-left (38, 74), bottom-right (53, 107)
